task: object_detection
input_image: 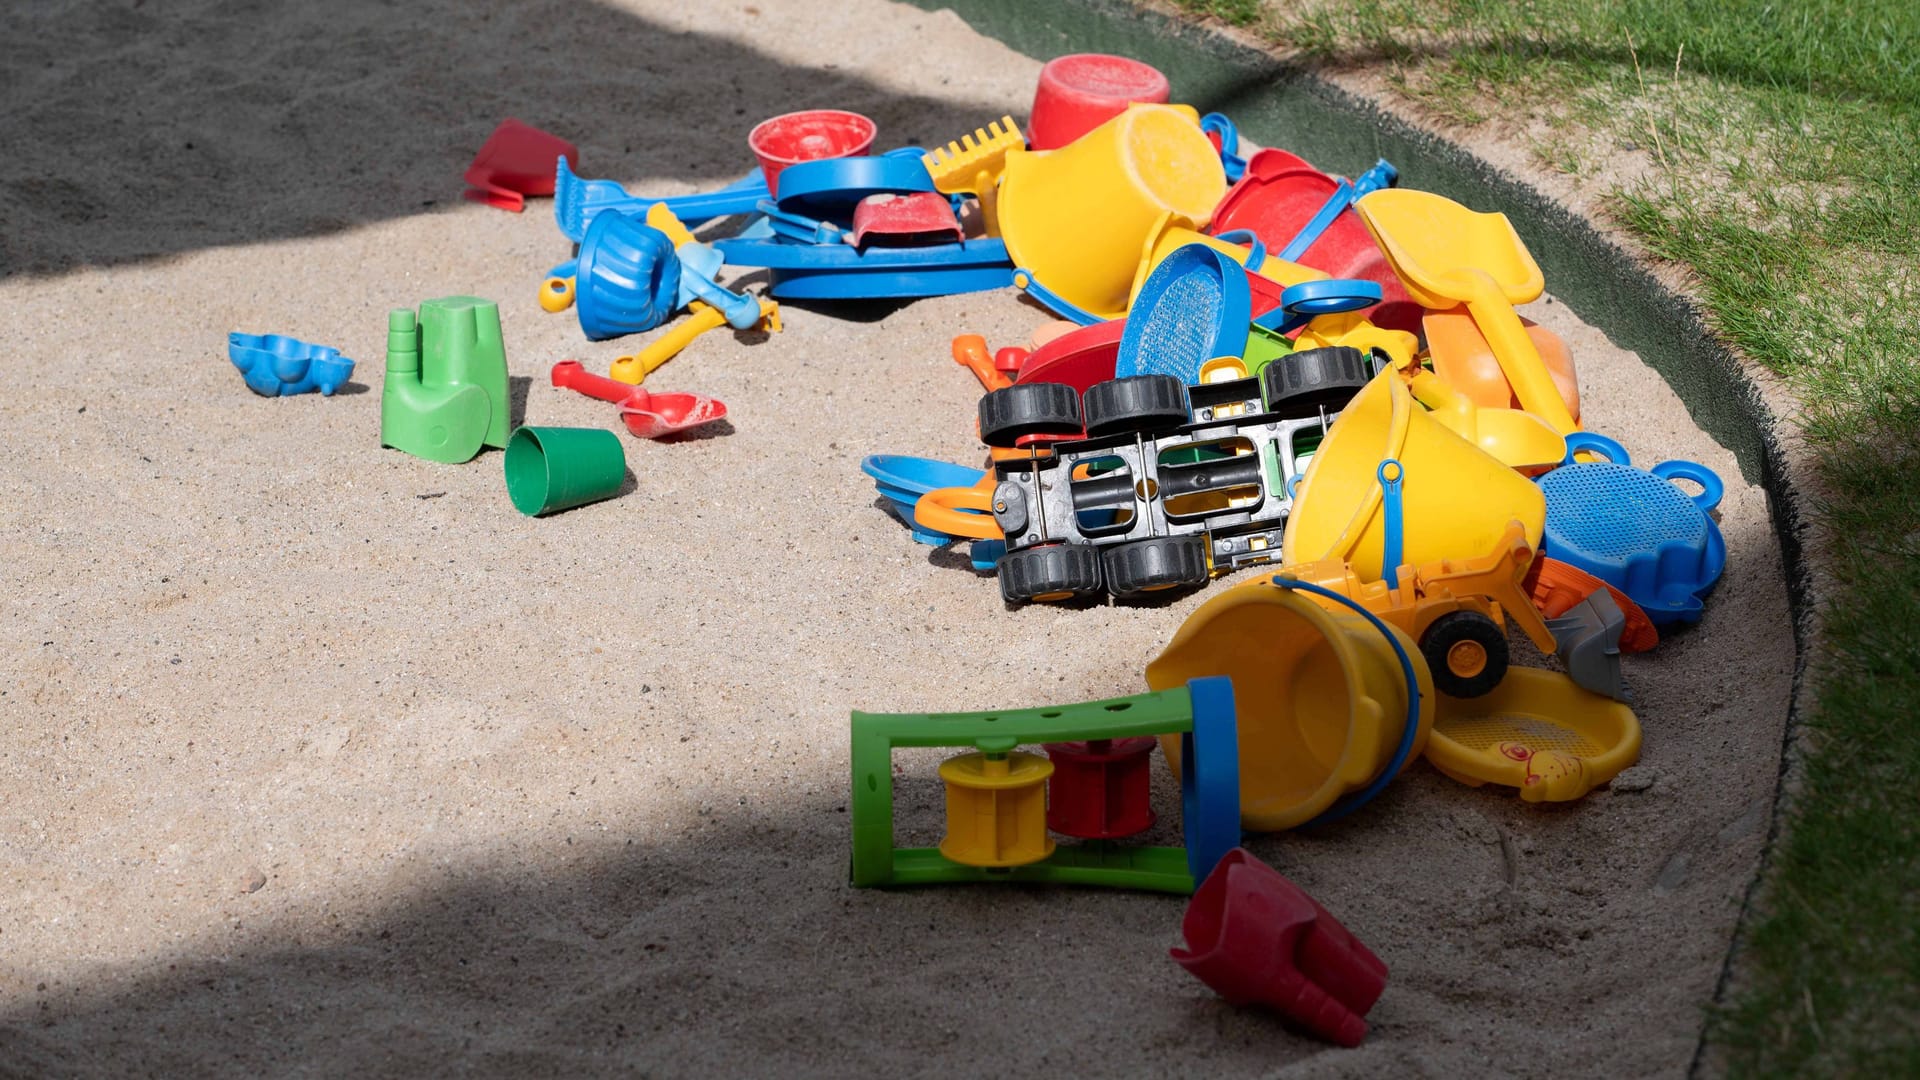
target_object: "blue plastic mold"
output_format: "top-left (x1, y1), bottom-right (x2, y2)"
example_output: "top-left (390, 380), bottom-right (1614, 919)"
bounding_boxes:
top-left (1539, 432), bottom-right (1727, 625)
top-left (227, 332), bottom-right (356, 396)
top-left (772, 152), bottom-right (936, 223)
top-left (553, 156), bottom-right (768, 242)
top-left (1115, 243), bottom-right (1251, 382)
top-left (574, 210), bottom-right (681, 341)
top-left (861, 454), bottom-right (1003, 570)
top-left (715, 237), bottom-right (1012, 300)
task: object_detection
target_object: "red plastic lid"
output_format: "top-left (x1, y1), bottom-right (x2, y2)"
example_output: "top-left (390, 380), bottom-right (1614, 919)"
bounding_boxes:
top-left (1028, 54), bottom-right (1171, 151)
top-left (747, 110), bottom-right (877, 197)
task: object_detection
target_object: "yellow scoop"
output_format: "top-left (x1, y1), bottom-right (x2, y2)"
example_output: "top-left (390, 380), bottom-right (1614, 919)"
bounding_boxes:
top-left (1400, 365), bottom-right (1567, 471)
top-left (1356, 189), bottom-right (1576, 434)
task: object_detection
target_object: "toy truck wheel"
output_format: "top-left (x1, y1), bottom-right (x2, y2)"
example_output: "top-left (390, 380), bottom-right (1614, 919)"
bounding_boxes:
top-left (1420, 611), bottom-right (1510, 698)
top-left (1082, 375), bottom-right (1190, 437)
top-left (979, 382), bottom-right (1083, 448)
top-left (1102, 536), bottom-right (1210, 597)
top-left (998, 543), bottom-right (1104, 604)
top-left (1260, 346), bottom-right (1371, 416)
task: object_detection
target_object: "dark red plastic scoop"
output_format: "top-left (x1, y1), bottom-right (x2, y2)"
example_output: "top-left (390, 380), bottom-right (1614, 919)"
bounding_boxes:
top-left (551, 361), bottom-right (728, 439)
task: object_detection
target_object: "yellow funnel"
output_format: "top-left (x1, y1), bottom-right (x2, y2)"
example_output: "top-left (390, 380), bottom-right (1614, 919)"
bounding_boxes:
top-left (1282, 370), bottom-right (1546, 579)
top-left (997, 104), bottom-right (1225, 320)
top-left (1147, 584), bottom-right (1434, 831)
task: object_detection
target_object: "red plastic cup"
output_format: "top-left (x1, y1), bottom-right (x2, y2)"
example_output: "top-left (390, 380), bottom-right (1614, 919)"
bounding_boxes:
top-left (1028, 54), bottom-right (1172, 151)
top-left (747, 109), bottom-right (877, 198)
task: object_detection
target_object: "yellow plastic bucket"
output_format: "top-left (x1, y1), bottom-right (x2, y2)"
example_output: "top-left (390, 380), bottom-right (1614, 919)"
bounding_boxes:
top-left (1281, 370), bottom-right (1546, 580)
top-left (1146, 583), bottom-right (1434, 831)
top-left (997, 104), bottom-right (1225, 320)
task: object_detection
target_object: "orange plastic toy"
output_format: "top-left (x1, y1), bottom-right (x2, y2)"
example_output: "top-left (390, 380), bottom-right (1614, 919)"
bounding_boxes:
top-left (1526, 557), bottom-right (1658, 654)
top-left (1423, 306), bottom-right (1581, 423)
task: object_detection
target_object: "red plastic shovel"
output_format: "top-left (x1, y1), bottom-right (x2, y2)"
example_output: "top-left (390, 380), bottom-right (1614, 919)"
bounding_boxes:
top-left (464, 119), bottom-right (579, 213)
top-left (1171, 848), bottom-right (1388, 1047)
top-left (551, 361), bottom-right (728, 439)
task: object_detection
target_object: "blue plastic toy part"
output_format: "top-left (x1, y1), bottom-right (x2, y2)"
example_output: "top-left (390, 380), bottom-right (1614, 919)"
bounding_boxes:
top-left (227, 332), bottom-right (356, 397)
top-left (1267, 577), bottom-right (1424, 829)
top-left (574, 210), bottom-right (682, 341)
top-left (1180, 674), bottom-right (1244, 882)
top-left (1210, 229), bottom-right (1268, 273)
top-left (1538, 431), bottom-right (1727, 625)
top-left (553, 156), bottom-right (768, 242)
top-left (713, 237), bottom-right (1013, 300)
top-left (754, 199), bottom-right (851, 245)
top-left (1199, 113), bottom-right (1248, 184)
top-left (1276, 158), bottom-right (1398, 263)
top-left (1253, 278), bottom-right (1384, 335)
top-left (1013, 266), bottom-right (1104, 326)
top-left (1115, 243), bottom-right (1253, 383)
top-left (861, 454), bottom-right (988, 545)
top-left (674, 244), bottom-right (763, 330)
top-left (1377, 458), bottom-right (1405, 589)
top-left (772, 153), bottom-right (936, 223)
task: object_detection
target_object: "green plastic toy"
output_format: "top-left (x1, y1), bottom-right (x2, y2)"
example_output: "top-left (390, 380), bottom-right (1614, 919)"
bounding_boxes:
top-left (380, 296), bottom-right (512, 464)
top-left (849, 677), bottom-right (1241, 894)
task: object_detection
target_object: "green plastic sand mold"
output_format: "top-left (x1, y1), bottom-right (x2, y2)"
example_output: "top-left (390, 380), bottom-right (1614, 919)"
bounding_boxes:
top-left (849, 677), bottom-right (1241, 894)
top-left (381, 296), bottom-right (512, 464)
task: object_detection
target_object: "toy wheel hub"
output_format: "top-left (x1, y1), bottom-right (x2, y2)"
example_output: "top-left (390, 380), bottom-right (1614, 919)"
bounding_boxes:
top-left (1447, 640), bottom-right (1489, 678)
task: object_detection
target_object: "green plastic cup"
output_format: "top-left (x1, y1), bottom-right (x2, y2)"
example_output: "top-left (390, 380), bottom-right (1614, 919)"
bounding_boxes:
top-left (503, 426), bottom-right (627, 516)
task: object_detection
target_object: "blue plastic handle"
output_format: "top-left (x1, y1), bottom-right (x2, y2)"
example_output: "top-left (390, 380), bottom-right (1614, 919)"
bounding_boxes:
top-left (1277, 179), bottom-right (1355, 263)
top-left (1560, 430), bottom-right (1631, 467)
top-left (1210, 228), bottom-right (1267, 272)
top-left (1253, 278), bottom-right (1383, 334)
top-left (1351, 159), bottom-right (1398, 198)
top-left (753, 199), bottom-right (848, 245)
top-left (1181, 674), bottom-right (1244, 881)
top-left (1377, 458), bottom-right (1405, 589)
top-left (1012, 267), bottom-right (1104, 326)
top-left (1199, 113), bottom-right (1247, 184)
top-left (1650, 460), bottom-right (1725, 513)
top-left (1267, 576), bottom-right (1424, 829)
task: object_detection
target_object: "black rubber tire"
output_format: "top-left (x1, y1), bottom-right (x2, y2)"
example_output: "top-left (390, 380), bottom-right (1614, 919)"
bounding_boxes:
top-left (978, 382), bottom-right (1083, 448)
top-left (1260, 346), bottom-right (1372, 416)
top-left (998, 544), bottom-right (1105, 604)
top-left (1420, 610), bottom-right (1510, 698)
top-left (1102, 536), bottom-right (1211, 597)
top-left (1082, 375), bottom-right (1190, 437)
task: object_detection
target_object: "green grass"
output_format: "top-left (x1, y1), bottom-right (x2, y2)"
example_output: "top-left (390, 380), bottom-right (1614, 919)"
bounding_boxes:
top-left (1185, 0), bottom-right (1920, 1073)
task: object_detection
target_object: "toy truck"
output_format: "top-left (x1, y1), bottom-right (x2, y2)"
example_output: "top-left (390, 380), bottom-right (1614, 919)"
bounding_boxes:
top-left (977, 347), bottom-right (1373, 604)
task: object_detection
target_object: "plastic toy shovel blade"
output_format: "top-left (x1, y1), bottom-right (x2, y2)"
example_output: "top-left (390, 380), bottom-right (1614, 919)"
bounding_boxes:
top-left (621, 393), bottom-right (728, 439)
top-left (463, 118), bottom-right (579, 212)
top-left (1171, 849), bottom-right (1387, 1047)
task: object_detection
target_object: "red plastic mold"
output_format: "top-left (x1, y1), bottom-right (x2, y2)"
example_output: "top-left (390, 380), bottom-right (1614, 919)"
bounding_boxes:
top-left (852, 192), bottom-right (964, 247)
top-left (747, 110), bottom-right (877, 198)
top-left (463, 118), bottom-right (579, 213)
top-left (1028, 54), bottom-right (1171, 151)
top-left (1171, 849), bottom-right (1388, 1047)
top-left (1045, 737), bottom-right (1157, 839)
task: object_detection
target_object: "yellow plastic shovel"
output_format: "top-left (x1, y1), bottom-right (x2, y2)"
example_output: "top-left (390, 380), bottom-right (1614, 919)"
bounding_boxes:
top-left (1355, 189), bottom-right (1577, 434)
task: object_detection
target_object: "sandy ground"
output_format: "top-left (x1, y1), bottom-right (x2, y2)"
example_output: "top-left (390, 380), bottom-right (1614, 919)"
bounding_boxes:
top-left (0, 0), bottom-right (1794, 1076)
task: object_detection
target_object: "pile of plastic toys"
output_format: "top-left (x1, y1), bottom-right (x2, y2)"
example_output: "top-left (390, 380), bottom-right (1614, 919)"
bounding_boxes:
top-left (233, 53), bottom-right (1731, 1048)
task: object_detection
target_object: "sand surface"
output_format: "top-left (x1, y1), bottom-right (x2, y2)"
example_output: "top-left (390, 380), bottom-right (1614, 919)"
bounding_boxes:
top-left (0, 1), bottom-right (1793, 1076)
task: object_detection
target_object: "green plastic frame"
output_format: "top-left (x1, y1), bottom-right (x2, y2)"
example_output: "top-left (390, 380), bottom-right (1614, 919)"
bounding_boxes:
top-left (850, 683), bottom-right (1226, 894)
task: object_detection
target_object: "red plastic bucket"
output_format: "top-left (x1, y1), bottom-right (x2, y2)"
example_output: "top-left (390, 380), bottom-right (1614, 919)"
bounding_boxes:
top-left (747, 109), bottom-right (877, 197)
top-left (1028, 54), bottom-right (1171, 151)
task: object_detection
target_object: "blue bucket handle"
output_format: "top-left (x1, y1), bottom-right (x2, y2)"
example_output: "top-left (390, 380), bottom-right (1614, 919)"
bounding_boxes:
top-left (1560, 430), bottom-right (1630, 467)
top-left (1377, 458), bottom-right (1405, 589)
top-left (1210, 229), bottom-right (1267, 273)
top-left (1199, 113), bottom-right (1247, 184)
top-left (1650, 460), bottom-right (1724, 513)
top-left (1012, 266), bottom-right (1104, 326)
